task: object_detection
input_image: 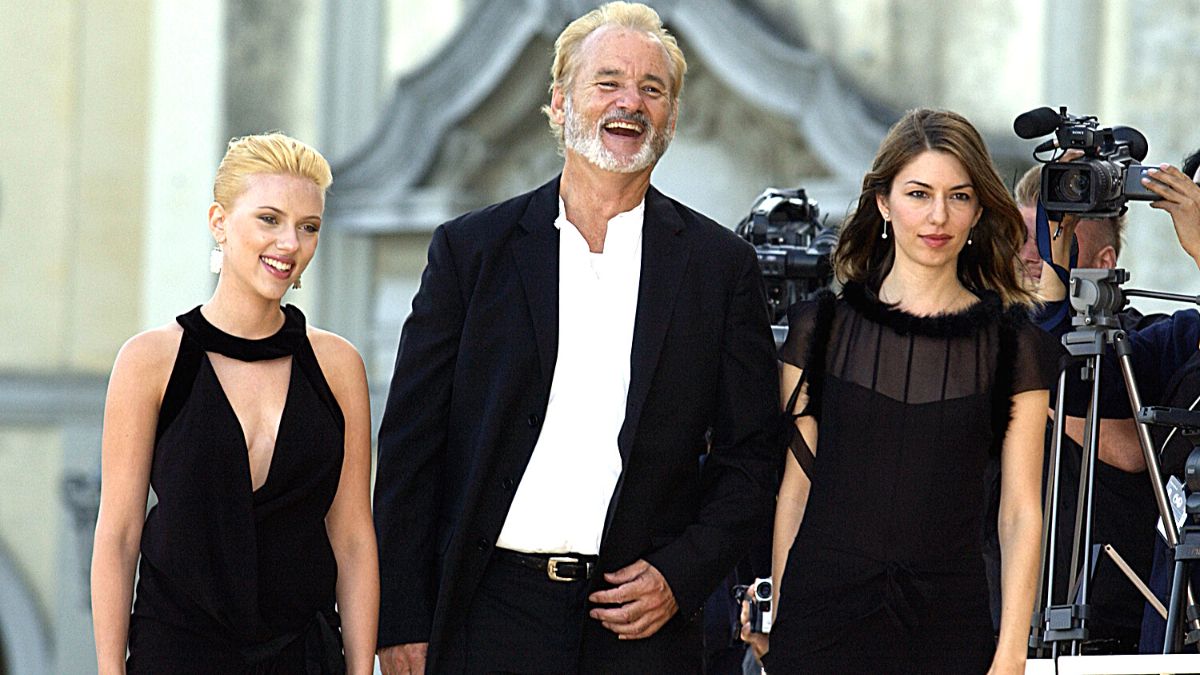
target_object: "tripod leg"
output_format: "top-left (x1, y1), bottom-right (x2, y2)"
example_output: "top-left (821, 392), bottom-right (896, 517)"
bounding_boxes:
top-left (1165, 559), bottom-right (1187, 653)
top-left (1033, 369), bottom-right (1071, 656)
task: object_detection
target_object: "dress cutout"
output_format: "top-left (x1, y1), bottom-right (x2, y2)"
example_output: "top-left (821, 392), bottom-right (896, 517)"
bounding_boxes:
top-left (766, 282), bottom-right (1058, 674)
top-left (127, 305), bottom-right (347, 674)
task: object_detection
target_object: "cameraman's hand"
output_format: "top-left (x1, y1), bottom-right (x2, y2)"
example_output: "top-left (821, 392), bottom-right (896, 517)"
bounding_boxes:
top-left (378, 642), bottom-right (427, 675)
top-left (739, 597), bottom-right (770, 662)
top-left (1035, 213), bottom-right (1079, 303)
top-left (1144, 164), bottom-right (1200, 269)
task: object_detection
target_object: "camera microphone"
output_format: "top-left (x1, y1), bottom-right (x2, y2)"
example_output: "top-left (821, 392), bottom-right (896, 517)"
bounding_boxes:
top-left (1113, 126), bottom-right (1149, 162)
top-left (1034, 138), bottom-right (1059, 154)
top-left (1014, 106), bottom-right (1061, 139)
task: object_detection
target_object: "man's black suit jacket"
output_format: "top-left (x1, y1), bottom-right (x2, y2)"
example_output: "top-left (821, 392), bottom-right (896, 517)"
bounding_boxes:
top-left (373, 177), bottom-right (779, 673)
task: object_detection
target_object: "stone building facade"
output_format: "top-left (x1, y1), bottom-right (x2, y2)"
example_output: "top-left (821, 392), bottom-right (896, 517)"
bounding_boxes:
top-left (0, 1), bottom-right (1197, 671)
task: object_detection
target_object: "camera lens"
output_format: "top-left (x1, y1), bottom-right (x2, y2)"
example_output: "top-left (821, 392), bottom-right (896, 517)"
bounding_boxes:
top-left (1057, 168), bottom-right (1091, 202)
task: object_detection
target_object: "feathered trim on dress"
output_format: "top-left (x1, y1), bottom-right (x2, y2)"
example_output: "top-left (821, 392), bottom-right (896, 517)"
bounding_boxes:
top-left (840, 281), bottom-right (1004, 339)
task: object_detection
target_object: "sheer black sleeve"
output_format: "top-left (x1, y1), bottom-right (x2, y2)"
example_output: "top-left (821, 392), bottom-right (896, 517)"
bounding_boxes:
top-left (778, 292), bottom-right (836, 476)
top-left (779, 298), bottom-right (824, 369)
top-left (1013, 318), bottom-right (1065, 395)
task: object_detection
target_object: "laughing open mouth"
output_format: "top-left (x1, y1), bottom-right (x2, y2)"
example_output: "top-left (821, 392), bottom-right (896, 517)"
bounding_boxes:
top-left (603, 119), bottom-right (645, 137)
top-left (261, 256), bottom-right (294, 273)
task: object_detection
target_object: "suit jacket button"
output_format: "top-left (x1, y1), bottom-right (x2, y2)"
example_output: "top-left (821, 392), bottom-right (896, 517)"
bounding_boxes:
top-left (502, 477), bottom-right (515, 490)
top-left (527, 413), bottom-right (541, 427)
top-left (477, 537), bottom-right (489, 551)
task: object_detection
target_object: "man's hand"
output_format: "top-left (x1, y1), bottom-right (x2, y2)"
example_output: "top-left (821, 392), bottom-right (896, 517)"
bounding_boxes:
top-left (378, 642), bottom-right (428, 675)
top-left (1144, 164), bottom-right (1200, 267)
top-left (588, 559), bottom-right (678, 639)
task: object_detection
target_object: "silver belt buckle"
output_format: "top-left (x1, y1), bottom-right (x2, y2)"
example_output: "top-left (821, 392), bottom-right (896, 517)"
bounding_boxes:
top-left (547, 555), bottom-right (582, 582)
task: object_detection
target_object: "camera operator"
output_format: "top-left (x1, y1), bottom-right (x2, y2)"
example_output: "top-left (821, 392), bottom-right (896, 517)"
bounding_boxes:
top-left (1036, 149), bottom-right (1200, 652)
top-left (985, 164), bottom-right (1166, 651)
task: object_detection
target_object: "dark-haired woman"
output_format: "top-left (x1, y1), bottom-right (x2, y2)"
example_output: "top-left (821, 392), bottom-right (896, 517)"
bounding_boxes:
top-left (744, 109), bottom-right (1059, 673)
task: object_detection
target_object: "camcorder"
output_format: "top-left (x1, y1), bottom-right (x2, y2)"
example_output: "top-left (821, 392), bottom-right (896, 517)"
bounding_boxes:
top-left (735, 187), bottom-right (838, 325)
top-left (1014, 106), bottom-right (1157, 219)
top-left (734, 577), bottom-right (773, 634)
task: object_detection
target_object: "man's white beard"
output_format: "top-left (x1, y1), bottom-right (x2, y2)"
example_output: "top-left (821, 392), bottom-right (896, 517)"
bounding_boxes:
top-left (563, 96), bottom-right (673, 174)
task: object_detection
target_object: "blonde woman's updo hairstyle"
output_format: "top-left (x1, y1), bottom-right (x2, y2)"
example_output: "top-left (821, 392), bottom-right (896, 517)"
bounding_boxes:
top-left (212, 133), bottom-right (333, 209)
top-left (833, 108), bottom-right (1034, 307)
top-left (541, 1), bottom-right (688, 145)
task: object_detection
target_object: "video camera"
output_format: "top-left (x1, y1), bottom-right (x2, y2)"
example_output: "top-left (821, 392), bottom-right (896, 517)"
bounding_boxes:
top-left (1013, 106), bottom-right (1156, 218)
top-left (735, 187), bottom-right (838, 325)
top-left (733, 577), bottom-right (773, 634)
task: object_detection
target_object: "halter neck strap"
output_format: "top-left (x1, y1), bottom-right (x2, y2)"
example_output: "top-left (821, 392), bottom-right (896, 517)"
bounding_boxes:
top-left (176, 305), bottom-right (306, 361)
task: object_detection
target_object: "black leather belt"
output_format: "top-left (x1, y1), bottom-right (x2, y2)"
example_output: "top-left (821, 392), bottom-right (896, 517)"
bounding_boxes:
top-left (494, 548), bottom-right (598, 582)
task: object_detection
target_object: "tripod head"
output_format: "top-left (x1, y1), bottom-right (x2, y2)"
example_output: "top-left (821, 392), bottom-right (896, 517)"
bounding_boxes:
top-left (1069, 268), bottom-right (1130, 330)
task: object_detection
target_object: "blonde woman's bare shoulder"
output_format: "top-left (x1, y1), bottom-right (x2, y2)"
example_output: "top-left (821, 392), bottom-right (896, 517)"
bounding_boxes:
top-left (108, 321), bottom-right (185, 402)
top-left (115, 321), bottom-right (183, 368)
top-left (306, 326), bottom-right (366, 383)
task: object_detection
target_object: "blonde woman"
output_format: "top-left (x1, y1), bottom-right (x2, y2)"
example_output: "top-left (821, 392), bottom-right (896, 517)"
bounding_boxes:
top-left (91, 134), bottom-right (377, 674)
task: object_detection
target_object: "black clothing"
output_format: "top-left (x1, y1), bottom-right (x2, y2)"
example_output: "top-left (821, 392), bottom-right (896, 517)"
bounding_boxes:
top-left (373, 177), bottom-right (779, 673)
top-left (460, 552), bottom-right (594, 674)
top-left (764, 283), bottom-right (1058, 673)
top-left (126, 305), bottom-right (346, 674)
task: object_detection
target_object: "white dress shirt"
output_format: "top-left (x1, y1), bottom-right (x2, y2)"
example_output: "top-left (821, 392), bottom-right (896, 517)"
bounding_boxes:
top-left (495, 196), bottom-right (644, 555)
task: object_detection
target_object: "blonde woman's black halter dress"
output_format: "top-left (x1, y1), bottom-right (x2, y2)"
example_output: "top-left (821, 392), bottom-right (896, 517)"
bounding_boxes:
top-left (126, 305), bottom-right (346, 674)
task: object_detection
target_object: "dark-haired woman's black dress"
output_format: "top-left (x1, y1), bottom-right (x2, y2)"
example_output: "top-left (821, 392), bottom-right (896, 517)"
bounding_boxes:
top-left (126, 305), bottom-right (346, 674)
top-left (762, 283), bottom-right (1058, 674)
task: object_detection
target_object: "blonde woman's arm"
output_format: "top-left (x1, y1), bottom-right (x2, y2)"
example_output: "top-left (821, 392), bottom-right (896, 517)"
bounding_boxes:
top-left (91, 328), bottom-right (178, 674)
top-left (314, 330), bottom-right (379, 675)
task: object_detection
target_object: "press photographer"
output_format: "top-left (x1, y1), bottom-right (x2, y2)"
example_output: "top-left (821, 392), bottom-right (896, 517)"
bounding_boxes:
top-left (985, 162), bottom-right (1168, 653)
top-left (1035, 137), bottom-right (1200, 652)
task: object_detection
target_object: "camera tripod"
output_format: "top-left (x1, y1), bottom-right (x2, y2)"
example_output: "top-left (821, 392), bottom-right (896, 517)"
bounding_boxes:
top-left (1139, 408), bottom-right (1200, 652)
top-left (1030, 269), bottom-right (1200, 655)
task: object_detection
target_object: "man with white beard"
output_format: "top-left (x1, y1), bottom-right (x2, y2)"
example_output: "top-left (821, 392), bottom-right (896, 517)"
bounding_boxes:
top-left (373, 2), bottom-right (779, 674)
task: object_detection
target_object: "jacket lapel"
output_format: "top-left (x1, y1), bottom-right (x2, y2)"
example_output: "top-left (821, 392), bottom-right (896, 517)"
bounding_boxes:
top-left (511, 178), bottom-right (561, 385)
top-left (616, 186), bottom-right (692, 463)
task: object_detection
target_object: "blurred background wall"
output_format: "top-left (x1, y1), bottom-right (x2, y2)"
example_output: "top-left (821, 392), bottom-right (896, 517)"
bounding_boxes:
top-left (0, 0), bottom-right (1197, 671)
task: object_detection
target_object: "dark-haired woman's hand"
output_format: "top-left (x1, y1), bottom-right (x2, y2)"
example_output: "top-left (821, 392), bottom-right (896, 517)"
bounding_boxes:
top-left (738, 597), bottom-right (769, 662)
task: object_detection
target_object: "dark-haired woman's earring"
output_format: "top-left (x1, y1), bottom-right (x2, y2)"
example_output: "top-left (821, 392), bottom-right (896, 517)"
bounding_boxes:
top-left (881, 220), bottom-right (889, 240)
top-left (967, 228), bottom-right (974, 245)
top-left (292, 276), bottom-right (302, 290)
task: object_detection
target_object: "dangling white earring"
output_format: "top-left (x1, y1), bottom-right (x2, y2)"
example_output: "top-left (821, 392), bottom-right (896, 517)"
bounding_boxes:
top-left (967, 228), bottom-right (975, 245)
top-left (881, 220), bottom-right (890, 240)
top-left (209, 244), bottom-right (223, 274)
top-left (292, 276), bottom-right (302, 290)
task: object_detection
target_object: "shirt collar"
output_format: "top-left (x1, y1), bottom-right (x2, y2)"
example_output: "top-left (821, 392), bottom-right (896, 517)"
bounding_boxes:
top-left (554, 196), bottom-right (646, 232)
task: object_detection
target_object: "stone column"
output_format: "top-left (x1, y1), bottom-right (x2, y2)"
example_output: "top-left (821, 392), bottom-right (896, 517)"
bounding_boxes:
top-left (140, 0), bottom-right (226, 329)
top-left (312, 0), bottom-right (385, 351)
